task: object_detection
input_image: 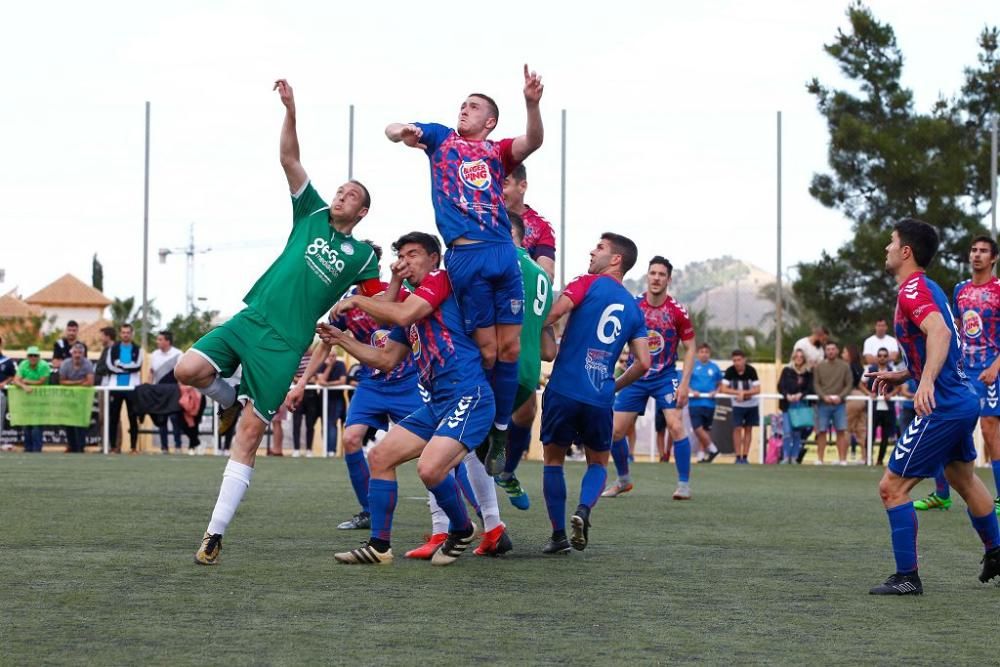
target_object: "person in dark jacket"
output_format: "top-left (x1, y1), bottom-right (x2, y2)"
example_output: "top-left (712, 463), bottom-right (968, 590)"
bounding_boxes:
top-left (778, 348), bottom-right (814, 464)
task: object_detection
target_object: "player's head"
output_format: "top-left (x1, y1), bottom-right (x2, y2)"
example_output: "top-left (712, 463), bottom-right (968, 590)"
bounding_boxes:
top-left (392, 231), bottom-right (442, 286)
top-left (887, 218), bottom-right (938, 275)
top-left (458, 94), bottom-right (499, 138)
top-left (647, 256), bottom-right (673, 296)
top-left (503, 163), bottom-right (528, 209)
top-left (329, 180), bottom-right (371, 226)
top-left (969, 234), bottom-right (999, 273)
top-left (590, 233), bottom-right (638, 278)
top-left (697, 342), bottom-right (711, 362)
top-left (731, 349), bottom-right (746, 371)
top-left (509, 212), bottom-right (525, 248)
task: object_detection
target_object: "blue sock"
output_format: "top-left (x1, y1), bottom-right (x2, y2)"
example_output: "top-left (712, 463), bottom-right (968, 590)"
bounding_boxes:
top-left (455, 463), bottom-right (481, 515)
top-left (543, 464), bottom-right (567, 532)
top-left (611, 438), bottom-right (630, 478)
top-left (428, 476), bottom-right (472, 533)
top-left (579, 463), bottom-right (607, 509)
top-left (992, 461), bottom-right (1000, 497)
top-left (344, 450), bottom-right (370, 513)
top-left (368, 479), bottom-right (397, 542)
top-left (934, 467), bottom-right (950, 499)
top-left (674, 437), bottom-right (691, 483)
top-left (504, 422), bottom-right (532, 475)
top-left (969, 509), bottom-right (1000, 551)
top-left (886, 502), bottom-right (918, 575)
top-left (491, 360), bottom-right (519, 429)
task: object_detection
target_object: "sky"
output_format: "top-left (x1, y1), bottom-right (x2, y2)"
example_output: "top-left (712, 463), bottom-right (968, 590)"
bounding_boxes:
top-left (1, 0), bottom-right (997, 324)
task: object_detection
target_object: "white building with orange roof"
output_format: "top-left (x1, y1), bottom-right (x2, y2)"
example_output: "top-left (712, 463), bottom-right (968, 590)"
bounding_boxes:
top-left (24, 274), bottom-right (111, 332)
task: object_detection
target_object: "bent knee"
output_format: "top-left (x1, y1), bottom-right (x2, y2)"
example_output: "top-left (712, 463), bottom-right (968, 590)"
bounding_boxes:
top-left (498, 337), bottom-right (521, 362)
top-left (416, 459), bottom-right (445, 487)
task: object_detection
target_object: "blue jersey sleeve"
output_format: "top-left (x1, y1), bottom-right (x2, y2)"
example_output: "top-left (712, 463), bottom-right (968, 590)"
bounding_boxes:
top-left (388, 325), bottom-right (409, 347)
top-left (627, 302), bottom-right (647, 342)
top-left (413, 122), bottom-right (450, 156)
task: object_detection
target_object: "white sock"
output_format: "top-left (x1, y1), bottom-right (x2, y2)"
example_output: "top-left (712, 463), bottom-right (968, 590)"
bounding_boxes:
top-left (428, 490), bottom-right (449, 535)
top-left (206, 460), bottom-right (253, 535)
top-left (202, 377), bottom-right (236, 409)
top-left (462, 451), bottom-right (502, 532)
top-left (708, 442), bottom-right (719, 453)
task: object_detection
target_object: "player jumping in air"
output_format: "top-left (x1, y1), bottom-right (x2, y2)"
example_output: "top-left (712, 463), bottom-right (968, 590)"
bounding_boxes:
top-left (866, 219), bottom-right (1000, 594)
top-left (385, 65), bottom-right (544, 473)
top-left (539, 233), bottom-right (650, 554)
top-left (177, 80), bottom-right (382, 565)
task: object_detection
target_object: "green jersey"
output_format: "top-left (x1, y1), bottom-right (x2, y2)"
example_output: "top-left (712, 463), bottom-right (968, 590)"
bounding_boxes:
top-left (243, 181), bottom-right (379, 351)
top-left (517, 246), bottom-right (553, 389)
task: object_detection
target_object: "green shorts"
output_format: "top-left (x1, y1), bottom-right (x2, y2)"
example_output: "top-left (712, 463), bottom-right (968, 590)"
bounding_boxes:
top-left (191, 308), bottom-right (303, 423)
top-left (515, 383), bottom-right (537, 412)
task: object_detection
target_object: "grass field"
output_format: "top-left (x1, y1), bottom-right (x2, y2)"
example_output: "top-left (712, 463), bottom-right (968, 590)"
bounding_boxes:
top-left (3, 454), bottom-right (999, 665)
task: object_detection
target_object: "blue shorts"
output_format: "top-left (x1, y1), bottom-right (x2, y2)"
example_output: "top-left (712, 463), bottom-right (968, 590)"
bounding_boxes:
top-left (614, 371), bottom-right (680, 413)
top-left (689, 405), bottom-right (716, 430)
top-left (969, 373), bottom-right (1000, 417)
top-left (888, 413), bottom-right (978, 479)
top-left (397, 379), bottom-right (494, 450)
top-left (540, 388), bottom-right (613, 451)
top-left (444, 241), bottom-right (524, 333)
top-left (816, 402), bottom-right (847, 432)
top-left (345, 380), bottom-right (426, 431)
top-left (732, 406), bottom-right (760, 427)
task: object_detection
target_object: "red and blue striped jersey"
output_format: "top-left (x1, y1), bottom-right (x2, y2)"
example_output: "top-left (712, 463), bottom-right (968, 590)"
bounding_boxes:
top-left (952, 277), bottom-right (1000, 372)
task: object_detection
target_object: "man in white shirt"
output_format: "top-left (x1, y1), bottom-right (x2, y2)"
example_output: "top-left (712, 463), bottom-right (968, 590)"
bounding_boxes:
top-left (150, 330), bottom-right (182, 384)
top-left (792, 325), bottom-right (829, 369)
top-left (862, 318), bottom-right (900, 365)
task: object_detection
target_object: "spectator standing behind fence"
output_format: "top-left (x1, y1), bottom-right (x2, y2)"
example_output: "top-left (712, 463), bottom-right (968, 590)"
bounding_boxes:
top-left (290, 347), bottom-right (321, 458)
top-left (813, 342), bottom-right (853, 465)
top-left (58, 343), bottom-right (95, 453)
top-left (106, 323), bottom-right (144, 454)
top-left (0, 336), bottom-right (18, 444)
top-left (862, 318), bottom-right (900, 366)
top-left (793, 326), bottom-right (829, 369)
top-left (720, 350), bottom-right (760, 464)
top-left (778, 348), bottom-right (814, 464)
top-left (319, 348), bottom-right (348, 457)
top-left (12, 346), bottom-right (50, 452)
top-left (50, 320), bottom-right (87, 385)
top-left (688, 342), bottom-right (721, 463)
top-left (149, 330), bottom-right (184, 453)
top-left (94, 327), bottom-right (116, 386)
top-left (842, 343), bottom-right (869, 463)
top-left (867, 347), bottom-right (900, 466)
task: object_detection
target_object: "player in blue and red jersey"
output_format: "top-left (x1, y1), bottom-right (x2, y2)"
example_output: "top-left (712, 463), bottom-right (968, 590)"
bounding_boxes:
top-left (502, 163), bottom-right (556, 279)
top-left (385, 65), bottom-right (545, 467)
top-left (319, 232), bottom-right (498, 566)
top-left (539, 233), bottom-right (650, 555)
top-left (604, 256), bottom-right (697, 501)
top-left (865, 219), bottom-right (1000, 595)
top-left (915, 235), bottom-right (1000, 514)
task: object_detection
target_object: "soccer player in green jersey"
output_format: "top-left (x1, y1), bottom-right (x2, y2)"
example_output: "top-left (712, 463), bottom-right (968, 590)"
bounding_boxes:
top-left (176, 80), bottom-right (383, 566)
top-left (490, 212), bottom-right (556, 502)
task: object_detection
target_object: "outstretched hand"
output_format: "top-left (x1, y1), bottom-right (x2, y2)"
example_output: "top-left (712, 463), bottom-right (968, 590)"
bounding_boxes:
top-left (399, 124), bottom-right (426, 150)
top-left (330, 298), bottom-right (357, 320)
top-left (864, 368), bottom-right (908, 398)
top-left (523, 64), bottom-right (544, 104)
top-left (273, 79), bottom-right (295, 109)
top-left (316, 323), bottom-right (346, 345)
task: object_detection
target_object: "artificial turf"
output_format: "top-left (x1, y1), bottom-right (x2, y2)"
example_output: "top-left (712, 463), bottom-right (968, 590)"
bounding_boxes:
top-left (2, 453), bottom-right (999, 665)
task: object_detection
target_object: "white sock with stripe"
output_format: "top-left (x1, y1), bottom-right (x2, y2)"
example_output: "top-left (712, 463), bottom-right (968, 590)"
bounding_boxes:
top-left (207, 460), bottom-right (253, 535)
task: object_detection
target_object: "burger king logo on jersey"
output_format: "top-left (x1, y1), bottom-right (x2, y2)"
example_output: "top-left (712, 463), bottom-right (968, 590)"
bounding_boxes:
top-left (370, 329), bottom-right (391, 349)
top-left (408, 325), bottom-right (422, 359)
top-left (964, 310), bottom-right (984, 339)
top-left (459, 159), bottom-right (491, 191)
top-left (647, 330), bottom-right (665, 355)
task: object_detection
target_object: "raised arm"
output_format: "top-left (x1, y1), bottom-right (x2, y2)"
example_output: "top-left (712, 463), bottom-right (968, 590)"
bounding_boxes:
top-left (316, 324), bottom-right (410, 374)
top-left (385, 123), bottom-right (427, 150)
top-left (510, 64), bottom-right (544, 163)
top-left (274, 79), bottom-right (308, 194)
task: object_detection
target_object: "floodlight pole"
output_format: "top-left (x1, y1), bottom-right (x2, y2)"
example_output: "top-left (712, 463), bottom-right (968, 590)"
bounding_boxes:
top-left (348, 104), bottom-right (355, 180)
top-left (559, 109), bottom-right (567, 290)
top-left (991, 115), bottom-right (997, 241)
top-left (775, 111), bottom-right (783, 363)
top-left (141, 101), bottom-right (151, 349)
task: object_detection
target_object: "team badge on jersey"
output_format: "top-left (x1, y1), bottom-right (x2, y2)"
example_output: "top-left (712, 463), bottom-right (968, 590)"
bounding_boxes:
top-left (585, 348), bottom-right (612, 392)
top-left (459, 159), bottom-right (491, 191)
top-left (963, 310), bottom-right (984, 339)
top-left (510, 299), bottom-right (523, 315)
top-left (647, 330), bottom-right (665, 355)
top-left (340, 242), bottom-right (355, 255)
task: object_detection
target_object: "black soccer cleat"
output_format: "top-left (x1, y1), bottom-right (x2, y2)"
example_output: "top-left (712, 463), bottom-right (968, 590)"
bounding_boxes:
top-left (978, 547), bottom-right (1000, 584)
top-left (869, 572), bottom-right (923, 595)
top-left (337, 511), bottom-right (371, 530)
top-left (484, 427), bottom-right (508, 476)
top-left (569, 507), bottom-right (591, 552)
top-left (542, 536), bottom-right (571, 555)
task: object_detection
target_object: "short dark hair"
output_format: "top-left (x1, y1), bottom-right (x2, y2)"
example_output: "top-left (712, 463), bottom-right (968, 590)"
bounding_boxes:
top-left (468, 93), bottom-right (499, 122)
top-left (875, 317), bottom-right (887, 324)
top-left (877, 347), bottom-right (889, 356)
top-left (158, 330), bottom-right (174, 345)
top-left (601, 232), bottom-right (638, 275)
top-left (101, 326), bottom-right (116, 340)
top-left (348, 179), bottom-right (371, 210)
top-left (648, 255), bottom-right (673, 277)
top-left (894, 218), bottom-right (939, 268)
top-left (971, 234), bottom-right (999, 259)
top-left (697, 342), bottom-right (711, 352)
top-left (825, 340), bottom-right (839, 349)
top-left (120, 323), bottom-right (133, 332)
top-left (731, 349), bottom-right (745, 358)
top-left (509, 212), bottom-right (525, 245)
top-left (361, 239), bottom-right (383, 262)
top-left (510, 163), bottom-right (527, 182)
top-left (393, 231), bottom-right (442, 268)
top-left (66, 320), bottom-right (79, 328)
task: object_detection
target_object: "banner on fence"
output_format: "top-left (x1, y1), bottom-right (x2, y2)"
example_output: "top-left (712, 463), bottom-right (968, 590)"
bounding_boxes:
top-left (7, 386), bottom-right (96, 427)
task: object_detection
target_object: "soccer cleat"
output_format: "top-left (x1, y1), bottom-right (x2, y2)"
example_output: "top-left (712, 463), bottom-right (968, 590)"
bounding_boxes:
top-left (542, 536), bottom-right (571, 555)
top-left (194, 532), bottom-right (222, 565)
top-left (404, 533), bottom-right (447, 560)
top-left (569, 509), bottom-right (590, 552)
top-left (495, 475), bottom-right (530, 510)
top-left (913, 493), bottom-right (952, 511)
top-left (334, 541), bottom-right (393, 565)
top-left (704, 448), bottom-right (720, 463)
top-left (484, 427), bottom-right (508, 476)
top-left (474, 524), bottom-right (513, 557)
top-left (601, 479), bottom-right (634, 498)
top-left (979, 547), bottom-right (1000, 583)
top-left (217, 401), bottom-right (241, 436)
top-left (869, 572), bottom-right (923, 595)
top-left (336, 511), bottom-right (371, 530)
top-left (672, 482), bottom-right (692, 500)
top-left (430, 523), bottom-right (481, 566)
